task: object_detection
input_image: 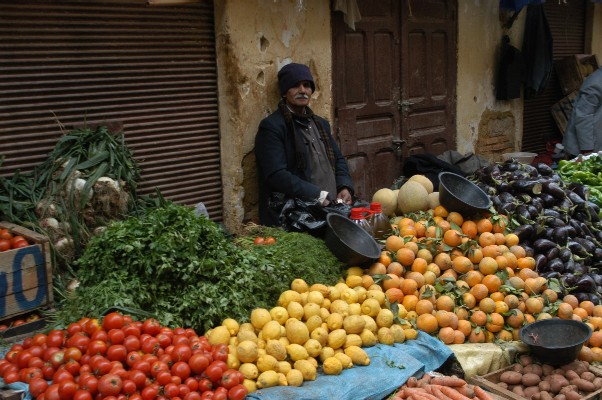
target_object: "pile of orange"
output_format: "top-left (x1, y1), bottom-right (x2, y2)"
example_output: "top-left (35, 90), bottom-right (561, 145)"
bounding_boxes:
top-left (351, 206), bottom-right (591, 349)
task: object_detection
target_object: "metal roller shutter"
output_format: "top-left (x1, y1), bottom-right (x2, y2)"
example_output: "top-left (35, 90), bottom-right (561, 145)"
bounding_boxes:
top-left (522, 1), bottom-right (586, 154)
top-left (0, 0), bottom-right (222, 221)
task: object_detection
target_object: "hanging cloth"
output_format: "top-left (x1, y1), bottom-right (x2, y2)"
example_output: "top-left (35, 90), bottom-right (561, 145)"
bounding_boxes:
top-left (496, 35), bottom-right (526, 100)
top-left (522, 4), bottom-right (553, 99)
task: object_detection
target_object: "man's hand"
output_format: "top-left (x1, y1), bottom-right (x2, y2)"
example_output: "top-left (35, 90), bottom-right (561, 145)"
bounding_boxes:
top-left (337, 188), bottom-right (353, 205)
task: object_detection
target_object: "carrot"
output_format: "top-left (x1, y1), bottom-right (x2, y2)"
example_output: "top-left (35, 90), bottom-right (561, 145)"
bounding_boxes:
top-left (430, 376), bottom-right (467, 387)
top-left (437, 385), bottom-right (472, 400)
top-left (455, 384), bottom-right (474, 398)
top-left (472, 385), bottom-right (494, 400)
top-left (430, 385), bottom-right (453, 400)
top-left (404, 387), bottom-right (440, 400)
top-left (407, 376), bottom-right (419, 388)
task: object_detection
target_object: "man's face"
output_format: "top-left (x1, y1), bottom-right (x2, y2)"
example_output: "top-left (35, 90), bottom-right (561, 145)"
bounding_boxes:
top-left (284, 81), bottom-right (313, 110)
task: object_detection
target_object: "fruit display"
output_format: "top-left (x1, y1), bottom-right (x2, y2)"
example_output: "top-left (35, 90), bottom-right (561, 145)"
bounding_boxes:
top-left (0, 227), bottom-right (32, 251)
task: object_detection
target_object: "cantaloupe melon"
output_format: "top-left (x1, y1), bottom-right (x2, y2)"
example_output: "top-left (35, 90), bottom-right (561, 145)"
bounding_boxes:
top-left (397, 181), bottom-right (429, 214)
top-left (371, 188), bottom-right (397, 217)
top-left (408, 174), bottom-right (434, 194)
top-left (427, 192), bottom-right (440, 210)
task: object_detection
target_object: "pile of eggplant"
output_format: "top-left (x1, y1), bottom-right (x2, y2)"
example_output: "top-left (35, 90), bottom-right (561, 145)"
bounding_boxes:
top-left (473, 159), bottom-right (602, 304)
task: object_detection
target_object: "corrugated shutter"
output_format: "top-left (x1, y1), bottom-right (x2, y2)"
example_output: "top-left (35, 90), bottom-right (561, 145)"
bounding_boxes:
top-left (0, 0), bottom-right (223, 221)
top-left (522, 1), bottom-right (586, 153)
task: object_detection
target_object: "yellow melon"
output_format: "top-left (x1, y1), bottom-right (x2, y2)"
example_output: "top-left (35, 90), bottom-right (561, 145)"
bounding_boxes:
top-left (408, 174), bottom-right (434, 194)
top-left (397, 181), bottom-right (429, 214)
top-left (372, 188), bottom-right (398, 217)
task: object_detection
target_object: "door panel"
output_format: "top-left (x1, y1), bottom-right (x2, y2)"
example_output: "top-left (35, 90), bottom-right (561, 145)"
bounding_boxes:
top-left (333, 0), bottom-right (401, 200)
top-left (333, 0), bottom-right (457, 199)
top-left (401, 0), bottom-right (457, 157)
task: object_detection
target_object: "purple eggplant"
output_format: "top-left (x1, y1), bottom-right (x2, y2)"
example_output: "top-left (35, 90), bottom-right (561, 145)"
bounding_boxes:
top-left (547, 258), bottom-right (565, 273)
top-left (535, 163), bottom-right (554, 176)
top-left (534, 253), bottom-right (547, 271)
top-left (542, 181), bottom-right (566, 200)
top-left (558, 247), bottom-right (573, 262)
top-left (544, 246), bottom-right (560, 261)
top-left (533, 238), bottom-right (558, 253)
top-left (575, 274), bottom-right (597, 293)
top-left (514, 224), bottom-right (535, 242)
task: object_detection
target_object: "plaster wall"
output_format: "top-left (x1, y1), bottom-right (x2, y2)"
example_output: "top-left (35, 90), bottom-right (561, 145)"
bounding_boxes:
top-left (456, 0), bottom-right (526, 156)
top-left (214, 0), bottom-right (332, 233)
top-left (592, 4), bottom-right (602, 59)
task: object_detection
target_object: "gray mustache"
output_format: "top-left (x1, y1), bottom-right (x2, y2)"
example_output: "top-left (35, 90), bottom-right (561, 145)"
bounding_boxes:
top-left (295, 94), bottom-right (309, 99)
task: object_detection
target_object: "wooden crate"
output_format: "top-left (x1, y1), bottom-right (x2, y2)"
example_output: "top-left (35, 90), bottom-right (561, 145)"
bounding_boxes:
top-left (555, 54), bottom-right (599, 96)
top-left (0, 222), bottom-right (53, 323)
top-left (470, 363), bottom-right (602, 400)
top-left (551, 90), bottom-right (578, 135)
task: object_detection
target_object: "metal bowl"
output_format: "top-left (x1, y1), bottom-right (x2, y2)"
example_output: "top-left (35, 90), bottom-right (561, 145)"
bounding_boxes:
top-left (438, 172), bottom-right (492, 217)
top-left (519, 319), bottom-right (592, 366)
top-left (323, 213), bottom-right (381, 266)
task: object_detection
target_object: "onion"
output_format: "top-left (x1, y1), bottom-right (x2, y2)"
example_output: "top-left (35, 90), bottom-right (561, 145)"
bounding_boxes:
top-left (39, 217), bottom-right (60, 230)
top-left (67, 279), bottom-right (80, 293)
top-left (35, 199), bottom-right (59, 218)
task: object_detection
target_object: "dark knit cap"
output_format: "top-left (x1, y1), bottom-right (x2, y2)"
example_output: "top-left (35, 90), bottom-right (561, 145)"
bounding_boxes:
top-left (278, 63), bottom-right (315, 95)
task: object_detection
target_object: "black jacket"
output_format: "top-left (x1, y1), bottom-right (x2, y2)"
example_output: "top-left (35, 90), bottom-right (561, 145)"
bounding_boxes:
top-left (255, 109), bottom-right (354, 226)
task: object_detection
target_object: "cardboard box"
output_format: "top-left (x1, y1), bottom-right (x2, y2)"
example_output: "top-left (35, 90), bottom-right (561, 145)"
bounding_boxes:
top-left (0, 222), bottom-right (53, 323)
top-left (470, 363), bottom-right (602, 400)
top-left (555, 54), bottom-right (599, 96)
top-left (551, 90), bottom-right (578, 135)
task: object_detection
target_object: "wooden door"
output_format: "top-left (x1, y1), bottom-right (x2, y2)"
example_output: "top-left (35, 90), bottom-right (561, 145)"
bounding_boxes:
top-left (333, 0), bottom-right (457, 199)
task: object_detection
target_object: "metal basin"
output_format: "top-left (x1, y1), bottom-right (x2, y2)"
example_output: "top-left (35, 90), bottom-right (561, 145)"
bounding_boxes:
top-left (438, 172), bottom-right (492, 217)
top-left (323, 213), bottom-right (381, 266)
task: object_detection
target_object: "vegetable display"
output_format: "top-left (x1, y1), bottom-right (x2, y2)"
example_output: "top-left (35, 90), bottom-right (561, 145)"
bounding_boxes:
top-left (472, 159), bottom-right (602, 303)
top-left (52, 203), bottom-right (343, 333)
top-left (557, 153), bottom-right (602, 214)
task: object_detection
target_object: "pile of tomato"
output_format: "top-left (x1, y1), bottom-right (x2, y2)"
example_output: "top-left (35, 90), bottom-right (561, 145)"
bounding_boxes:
top-left (0, 228), bottom-right (31, 252)
top-left (0, 312), bottom-right (248, 400)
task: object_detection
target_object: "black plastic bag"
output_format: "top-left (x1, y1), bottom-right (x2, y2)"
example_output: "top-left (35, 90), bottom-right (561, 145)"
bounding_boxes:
top-left (269, 192), bottom-right (363, 236)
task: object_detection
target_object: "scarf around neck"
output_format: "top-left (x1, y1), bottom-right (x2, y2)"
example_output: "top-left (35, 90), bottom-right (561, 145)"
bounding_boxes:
top-left (278, 98), bottom-right (336, 173)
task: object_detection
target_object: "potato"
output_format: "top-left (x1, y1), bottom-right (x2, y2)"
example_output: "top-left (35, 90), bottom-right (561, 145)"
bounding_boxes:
top-left (539, 380), bottom-right (551, 393)
top-left (512, 364), bottom-right (524, 373)
top-left (570, 378), bottom-right (596, 392)
top-left (593, 376), bottom-right (602, 389)
top-left (553, 394), bottom-right (566, 400)
top-left (549, 374), bottom-right (569, 394)
top-left (540, 391), bottom-right (554, 400)
top-left (542, 364), bottom-right (555, 376)
top-left (512, 385), bottom-right (525, 397)
top-left (522, 372), bottom-right (542, 387)
top-left (564, 370), bottom-right (579, 381)
top-left (501, 371), bottom-right (523, 385)
top-left (580, 371), bottom-right (595, 381)
top-left (519, 354), bottom-right (534, 366)
top-left (524, 363), bottom-right (544, 377)
top-left (498, 382), bottom-right (508, 389)
top-left (524, 386), bottom-right (541, 398)
top-left (559, 385), bottom-right (578, 395)
top-left (563, 391), bottom-right (582, 400)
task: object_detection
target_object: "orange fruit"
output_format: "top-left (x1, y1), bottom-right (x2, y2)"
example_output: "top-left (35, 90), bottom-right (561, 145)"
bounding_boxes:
top-left (478, 232), bottom-right (496, 247)
top-left (485, 312), bottom-right (505, 333)
top-left (580, 301), bottom-right (595, 316)
top-left (457, 319), bottom-right (472, 336)
top-left (415, 299), bottom-right (434, 316)
top-left (438, 326), bottom-right (456, 344)
top-left (446, 212), bottom-right (464, 227)
top-left (453, 330), bottom-right (466, 344)
top-left (399, 225), bottom-right (417, 238)
top-left (443, 229), bottom-right (463, 247)
top-left (402, 294), bottom-right (419, 311)
top-left (496, 330), bottom-right (514, 342)
top-left (464, 270), bottom-right (484, 287)
top-left (492, 215), bottom-right (508, 234)
top-left (470, 310), bottom-right (487, 326)
top-left (481, 274), bottom-right (502, 294)
top-left (378, 251), bottom-right (392, 267)
top-left (563, 295), bottom-right (579, 310)
top-left (573, 307), bottom-right (589, 321)
top-left (425, 225), bottom-right (438, 238)
top-left (504, 233), bottom-right (519, 247)
top-left (504, 294), bottom-right (520, 309)
top-left (481, 244), bottom-right (502, 258)
top-left (517, 268), bottom-right (538, 281)
top-left (385, 235), bottom-right (405, 253)
top-left (385, 288), bottom-right (404, 304)
top-left (467, 247), bottom-right (483, 264)
top-left (433, 205), bottom-right (448, 218)
top-left (416, 248), bottom-right (433, 263)
top-left (516, 256), bottom-right (535, 270)
top-left (509, 245), bottom-right (526, 259)
top-left (437, 219), bottom-right (451, 234)
top-left (367, 262), bottom-right (387, 275)
top-left (461, 220), bottom-right (478, 239)
top-left (440, 269), bottom-right (458, 281)
top-left (594, 305), bottom-right (602, 317)
top-left (478, 297), bottom-right (495, 314)
top-left (490, 291), bottom-right (505, 302)
top-left (494, 255), bottom-right (509, 271)
top-left (435, 310), bottom-right (453, 328)
top-left (494, 300), bottom-right (509, 314)
top-left (404, 241), bottom-right (419, 254)
top-left (433, 252), bottom-right (452, 271)
top-left (506, 309), bottom-right (525, 329)
top-left (493, 233), bottom-right (506, 245)
top-left (462, 293), bottom-right (477, 309)
top-left (469, 283), bottom-right (489, 301)
top-left (507, 276), bottom-right (525, 291)
top-left (426, 263), bottom-right (441, 277)
top-left (524, 297), bottom-right (544, 314)
top-left (557, 302), bottom-right (575, 319)
top-left (386, 261), bottom-right (404, 277)
top-left (476, 218), bottom-right (493, 234)
top-left (396, 248), bottom-right (416, 267)
top-left (382, 274), bottom-right (401, 291)
top-left (411, 257), bottom-right (428, 274)
top-left (452, 256), bottom-right (474, 274)
top-left (589, 331), bottom-right (602, 348)
top-left (400, 279), bottom-right (418, 296)
top-left (416, 313), bottom-right (439, 334)
top-left (361, 274), bottom-right (375, 289)
top-left (405, 271), bottom-right (426, 288)
top-left (456, 307), bottom-right (470, 321)
top-left (435, 295), bottom-right (456, 312)
top-left (478, 257), bottom-right (499, 276)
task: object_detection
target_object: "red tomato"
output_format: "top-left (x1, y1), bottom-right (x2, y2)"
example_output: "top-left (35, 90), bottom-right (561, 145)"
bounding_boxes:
top-left (16, 349), bottom-right (33, 368)
top-left (102, 312), bottom-right (125, 331)
top-left (47, 331), bottom-right (66, 348)
top-left (64, 347), bottom-right (83, 362)
top-left (204, 362), bottom-right (223, 383)
top-left (91, 329), bottom-right (109, 342)
top-left (213, 387), bottom-right (228, 400)
top-left (219, 369), bottom-right (240, 390)
top-left (265, 236), bottom-right (276, 245)
top-left (184, 392), bottom-right (202, 400)
top-left (94, 358), bottom-right (113, 376)
top-left (73, 390), bottom-right (93, 400)
top-left (179, 383), bottom-right (191, 397)
top-left (83, 318), bottom-right (101, 336)
top-left (171, 361), bottom-right (191, 381)
top-left (197, 377), bottom-right (213, 393)
top-left (211, 344), bottom-right (228, 363)
top-left (172, 334), bottom-right (190, 347)
top-left (141, 337), bottom-right (160, 355)
top-left (41, 364), bottom-right (55, 380)
top-left (122, 323), bottom-right (142, 337)
top-left (253, 236), bottom-right (264, 245)
top-left (0, 239), bottom-right (10, 252)
top-left (142, 318), bottom-right (161, 336)
top-left (98, 373), bottom-right (123, 397)
top-left (124, 336), bottom-right (141, 353)
top-left (126, 350), bottom-right (142, 367)
top-left (52, 368), bottom-right (74, 383)
top-left (3, 371), bottom-right (19, 384)
top-left (156, 332), bottom-right (172, 348)
top-left (49, 350), bottom-right (65, 368)
top-left (64, 359), bottom-right (81, 376)
top-left (58, 380), bottom-right (78, 399)
top-left (164, 383), bottom-right (180, 398)
top-left (227, 384), bottom-right (248, 400)
top-left (155, 370), bottom-right (172, 386)
top-left (199, 391), bottom-right (214, 400)
top-left (141, 384), bottom-right (160, 400)
top-left (12, 319), bottom-right (25, 327)
top-left (184, 377), bottom-right (199, 392)
top-left (79, 374), bottom-right (99, 394)
top-left (172, 344), bottom-right (192, 363)
top-left (107, 328), bottom-right (125, 345)
top-left (128, 369), bottom-right (147, 388)
top-left (44, 383), bottom-right (61, 400)
top-left (188, 353), bottom-right (211, 374)
top-left (106, 345), bottom-right (127, 363)
top-left (87, 340), bottom-right (108, 356)
top-left (10, 235), bottom-right (27, 246)
top-left (66, 333), bottom-right (90, 353)
top-left (29, 377), bottom-right (49, 398)
top-left (11, 240), bottom-right (29, 249)
top-left (0, 229), bottom-right (13, 240)
top-left (27, 356), bottom-right (44, 369)
top-left (121, 379), bottom-right (137, 395)
top-left (131, 360), bottom-right (151, 376)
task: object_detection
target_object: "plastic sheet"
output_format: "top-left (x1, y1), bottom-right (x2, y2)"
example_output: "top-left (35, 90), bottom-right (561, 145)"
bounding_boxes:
top-left (247, 332), bottom-right (453, 400)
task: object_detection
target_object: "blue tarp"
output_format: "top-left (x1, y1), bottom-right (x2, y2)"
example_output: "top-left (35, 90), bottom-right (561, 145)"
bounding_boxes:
top-left (247, 332), bottom-right (453, 400)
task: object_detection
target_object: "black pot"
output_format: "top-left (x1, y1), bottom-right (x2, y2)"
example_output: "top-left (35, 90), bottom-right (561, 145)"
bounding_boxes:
top-left (519, 319), bottom-right (592, 366)
top-left (438, 172), bottom-right (492, 217)
top-left (323, 213), bottom-right (381, 266)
